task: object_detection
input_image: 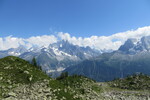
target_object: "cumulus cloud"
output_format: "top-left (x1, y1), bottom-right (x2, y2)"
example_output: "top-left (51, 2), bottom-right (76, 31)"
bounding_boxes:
top-left (0, 26), bottom-right (150, 51)
top-left (58, 26), bottom-right (150, 50)
top-left (0, 35), bottom-right (57, 50)
top-left (58, 32), bottom-right (122, 50)
top-left (26, 35), bottom-right (57, 48)
top-left (0, 36), bottom-right (25, 50)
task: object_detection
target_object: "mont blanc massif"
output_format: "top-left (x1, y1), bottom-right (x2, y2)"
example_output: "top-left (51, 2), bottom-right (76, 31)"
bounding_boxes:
top-left (1, 35), bottom-right (150, 81)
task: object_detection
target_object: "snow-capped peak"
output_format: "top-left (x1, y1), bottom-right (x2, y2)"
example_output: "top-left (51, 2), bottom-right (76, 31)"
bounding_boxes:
top-left (119, 36), bottom-right (150, 54)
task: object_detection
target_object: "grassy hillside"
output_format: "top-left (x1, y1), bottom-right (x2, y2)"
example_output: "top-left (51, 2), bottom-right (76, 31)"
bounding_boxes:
top-left (0, 56), bottom-right (150, 100)
top-left (0, 56), bottom-right (102, 100)
top-left (0, 56), bottom-right (50, 98)
top-left (110, 73), bottom-right (150, 90)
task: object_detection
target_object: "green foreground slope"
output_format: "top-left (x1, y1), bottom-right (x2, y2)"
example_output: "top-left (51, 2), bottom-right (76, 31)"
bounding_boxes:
top-left (110, 73), bottom-right (150, 90)
top-left (0, 56), bottom-right (49, 98)
top-left (0, 56), bottom-right (102, 100)
top-left (0, 56), bottom-right (150, 100)
top-left (101, 74), bottom-right (150, 100)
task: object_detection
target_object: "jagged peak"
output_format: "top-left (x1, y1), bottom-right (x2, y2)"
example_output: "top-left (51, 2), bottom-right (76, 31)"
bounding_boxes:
top-left (118, 38), bottom-right (136, 52)
top-left (118, 36), bottom-right (150, 54)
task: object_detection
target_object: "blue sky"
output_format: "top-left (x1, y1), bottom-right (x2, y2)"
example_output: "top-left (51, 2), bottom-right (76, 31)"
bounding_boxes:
top-left (0, 0), bottom-right (150, 38)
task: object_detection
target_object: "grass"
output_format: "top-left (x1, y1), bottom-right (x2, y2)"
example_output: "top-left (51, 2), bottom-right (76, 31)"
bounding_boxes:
top-left (0, 56), bottom-right (50, 98)
top-left (54, 74), bottom-right (99, 100)
top-left (0, 56), bottom-right (100, 100)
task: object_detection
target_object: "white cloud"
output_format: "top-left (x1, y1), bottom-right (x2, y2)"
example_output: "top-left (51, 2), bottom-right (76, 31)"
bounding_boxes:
top-left (0, 36), bottom-right (25, 50)
top-left (0, 26), bottom-right (150, 51)
top-left (58, 26), bottom-right (150, 50)
top-left (0, 35), bottom-right (57, 50)
top-left (58, 32), bottom-right (122, 50)
top-left (26, 35), bottom-right (57, 47)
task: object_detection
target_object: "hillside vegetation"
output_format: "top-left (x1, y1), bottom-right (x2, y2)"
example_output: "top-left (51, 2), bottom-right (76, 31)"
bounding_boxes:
top-left (0, 56), bottom-right (102, 100)
top-left (0, 56), bottom-right (49, 98)
top-left (0, 56), bottom-right (150, 100)
top-left (110, 73), bottom-right (150, 90)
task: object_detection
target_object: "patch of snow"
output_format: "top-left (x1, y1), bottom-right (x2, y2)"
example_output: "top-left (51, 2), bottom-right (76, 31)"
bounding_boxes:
top-left (57, 67), bottom-right (65, 72)
top-left (51, 47), bottom-right (73, 57)
top-left (84, 52), bottom-right (87, 55)
top-left (52, 47), bottom-right (62, 56)
top-left (47, 67), bottom-right (65, 73)
top-left (47, 70), bottom-right (56, 73)
top-left (60, 44), bottom-right (62, 47)
top-left (62, 52), bottom-right (72, 57)
top-left (8, 52), bottom-right (20, 56)
top-left (29, 48), bottom-right (34, 51)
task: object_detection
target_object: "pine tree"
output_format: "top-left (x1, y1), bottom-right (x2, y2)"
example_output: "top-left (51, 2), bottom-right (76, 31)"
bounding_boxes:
top-left (56, 72), bottom-right (68, 80)
top-left (32, 57), bottom-right (37, 66)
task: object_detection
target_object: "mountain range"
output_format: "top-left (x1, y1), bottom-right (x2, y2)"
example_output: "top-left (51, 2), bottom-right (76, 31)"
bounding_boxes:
top-left (0, 40), bottom-right (101, 77)
top-left (64, 36), bottom-right (150, 81)
top-left (1, 36), bottom-right (150, 81)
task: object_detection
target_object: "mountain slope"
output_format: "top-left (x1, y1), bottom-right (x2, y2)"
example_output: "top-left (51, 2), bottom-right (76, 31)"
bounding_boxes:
top-left (110, 73), bottom-right (150, 90)
top-left (0, 56), bottom-right (49, 83)
top-left (0, 46), bottom-right (28, 58)
top-left (64, 51), bottom-right (150, 81)
top-left (0, 56), bottom-right (101, 100)
top-left (0, 56), bottom-right (50, 98)
top-left (0, 56), bottom-right (149, 100)
top-left (101, 74), bottom-right (150, 100)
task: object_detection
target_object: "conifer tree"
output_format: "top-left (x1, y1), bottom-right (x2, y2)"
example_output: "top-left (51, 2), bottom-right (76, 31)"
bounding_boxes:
top-left (32, 57), bottom-right (37, 66)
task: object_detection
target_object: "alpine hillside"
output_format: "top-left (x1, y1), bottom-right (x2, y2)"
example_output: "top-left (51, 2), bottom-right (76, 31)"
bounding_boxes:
top-left (0, 56), bottom-right (150, 100)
